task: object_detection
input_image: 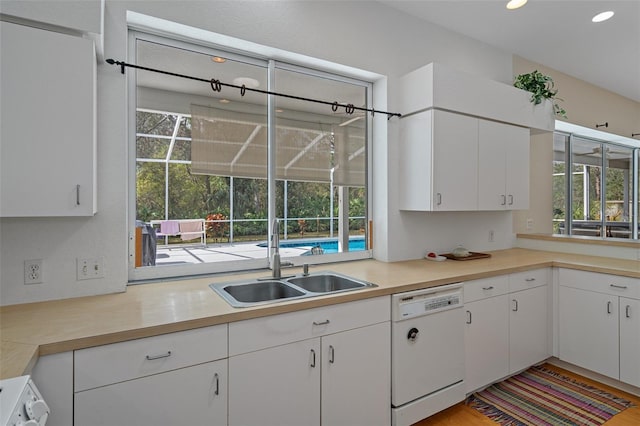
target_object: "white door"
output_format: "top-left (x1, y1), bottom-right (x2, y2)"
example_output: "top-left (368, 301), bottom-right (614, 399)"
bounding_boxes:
top-left (509, 286), bottom-right (549, 374)
top-left (464, 295), bottom-right (509, 393)
top-left (432, 110), bottom-right (478, 211)
top-left (620, 297), bottom-right (640, 387)
top-left (74, 360), bottom-right (227, 426)
top-left (229, 338), bottom-right (320, 426)
top-left (559, 286), bottom-right (619, 380)
top-left (322, 322), bottom-right (391, 426)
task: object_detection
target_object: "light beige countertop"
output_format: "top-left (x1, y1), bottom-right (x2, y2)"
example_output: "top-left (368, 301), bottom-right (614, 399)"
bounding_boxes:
top-left (1, 248), bottom-right (638, 379)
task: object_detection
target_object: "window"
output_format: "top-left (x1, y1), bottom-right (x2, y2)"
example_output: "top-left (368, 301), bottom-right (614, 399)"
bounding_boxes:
top-left (129, 34), bottom-right (372, 281)
top-left (552, 130), bottom-right (639, 240)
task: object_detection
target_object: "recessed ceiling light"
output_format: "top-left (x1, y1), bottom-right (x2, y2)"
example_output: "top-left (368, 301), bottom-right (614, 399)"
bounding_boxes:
top-left (592, 11), bottom-right (614, 23)
top-left (219, 99), bottom-right (230, 104)
top-left (211, 56), bottom-right (226, 63)
top-left (506, 0), bottom-right (527, 10)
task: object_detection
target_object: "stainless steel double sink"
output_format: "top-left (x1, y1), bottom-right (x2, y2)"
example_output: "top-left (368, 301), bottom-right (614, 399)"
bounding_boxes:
top-left (210, 271), bottom-right (377, 308)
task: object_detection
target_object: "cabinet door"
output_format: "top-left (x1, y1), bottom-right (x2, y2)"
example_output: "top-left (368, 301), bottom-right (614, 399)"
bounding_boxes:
top-left (464, 295), bottom-right (509, 393)
top-left (504, 125), bottom-right (530, 209)
top-left (74, 359), bottom-right (227, 426)
top-left (478, 120), bottom-right (529, 210)
top-left (620, 297), bottom-right (640, 387)
top-left (0, 22), bottom-right (96, 216)
top-left (229, 339), bottom-right (320, 426)
top-left (432, 110), bottom-right (478, 211)
top-left (559, 286), bottom-right (619, 379)
top-left (322, 322), bottom-right (390, 426)
top-left (509, 285), bottom-right (548, 374)
top-left (478, 120), bottom-right (507, 210)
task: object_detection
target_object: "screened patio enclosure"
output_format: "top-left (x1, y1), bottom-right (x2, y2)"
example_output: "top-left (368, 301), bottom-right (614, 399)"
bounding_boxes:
top-left (133, 37), bottom-right (370, 268)
top-left (553, 129), bottom-right (639, 240)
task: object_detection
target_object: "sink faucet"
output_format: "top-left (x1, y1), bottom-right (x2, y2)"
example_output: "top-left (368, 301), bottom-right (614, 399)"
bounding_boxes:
top-left (271, 219), bottom-right (293, 278)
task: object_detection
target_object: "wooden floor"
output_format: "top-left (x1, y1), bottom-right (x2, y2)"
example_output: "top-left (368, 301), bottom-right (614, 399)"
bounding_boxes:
top-left (414, 364), bottom-right (640, 426)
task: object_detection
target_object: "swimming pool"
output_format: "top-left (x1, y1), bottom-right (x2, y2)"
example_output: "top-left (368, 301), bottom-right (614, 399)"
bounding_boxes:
top-left (259, 237), bottom-right (366, 254)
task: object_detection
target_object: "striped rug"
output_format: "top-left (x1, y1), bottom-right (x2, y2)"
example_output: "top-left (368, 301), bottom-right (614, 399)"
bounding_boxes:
top-left (467, 365), bottom-right (634, 426)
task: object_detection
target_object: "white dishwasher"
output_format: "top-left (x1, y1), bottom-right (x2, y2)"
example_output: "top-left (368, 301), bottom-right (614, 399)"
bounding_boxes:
top-left (391, 283), bottom-right (465, 426)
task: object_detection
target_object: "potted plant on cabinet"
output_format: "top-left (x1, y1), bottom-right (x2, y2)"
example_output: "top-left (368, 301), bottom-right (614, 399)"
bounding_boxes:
top-left (514, 70), bottom-right (567, 118)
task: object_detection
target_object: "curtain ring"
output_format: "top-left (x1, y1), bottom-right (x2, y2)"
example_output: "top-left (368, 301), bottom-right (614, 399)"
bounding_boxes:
top-left (346, 104), bottom-right (355, 115)
top-left (210, 79), bottom-right (222, 92)
top-left (332, 102), bottom-right (339, 112)
top-left (240, 84), bottom-right (246, 96)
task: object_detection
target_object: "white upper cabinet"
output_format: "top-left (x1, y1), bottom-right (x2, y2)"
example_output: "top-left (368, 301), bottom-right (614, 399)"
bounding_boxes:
top-left (478, 120), bottom-right (530, 210)
top-left (400, 110), bottom-right (529, 211)
top-left (1, 22), bottom-right (96, 217)
top-left (399, 62), bottom-right (542, 212)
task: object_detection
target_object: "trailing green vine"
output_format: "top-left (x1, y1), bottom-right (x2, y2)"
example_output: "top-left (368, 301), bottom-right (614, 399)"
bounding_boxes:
top-left (514, 70), bottom-right (567, 118)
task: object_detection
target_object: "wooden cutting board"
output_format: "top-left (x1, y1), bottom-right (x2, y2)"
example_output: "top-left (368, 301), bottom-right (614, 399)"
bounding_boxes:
top-left (441, 252), bottom-right (491, 261)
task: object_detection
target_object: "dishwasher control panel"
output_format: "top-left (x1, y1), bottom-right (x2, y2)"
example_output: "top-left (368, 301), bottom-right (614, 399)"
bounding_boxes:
top-left (392, 283), bottom-right (463, 321)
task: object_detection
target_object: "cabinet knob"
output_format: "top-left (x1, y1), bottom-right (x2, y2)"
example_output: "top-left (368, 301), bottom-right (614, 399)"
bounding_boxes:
top-left (407, 327), bottom-right (419, 342)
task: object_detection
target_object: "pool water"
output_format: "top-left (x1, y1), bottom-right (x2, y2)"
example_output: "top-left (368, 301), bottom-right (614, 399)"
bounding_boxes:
top-left (260, 238), bottom-right (366, 254)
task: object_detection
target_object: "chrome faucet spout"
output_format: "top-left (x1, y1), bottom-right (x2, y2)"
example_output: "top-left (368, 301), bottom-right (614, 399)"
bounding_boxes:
top-left (271, 219), bottom-right (283, 278)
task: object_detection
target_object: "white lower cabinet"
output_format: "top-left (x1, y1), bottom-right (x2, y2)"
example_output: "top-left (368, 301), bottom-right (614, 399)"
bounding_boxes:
top-left (321, 322), bottom-right (391, 426)
top-left (229, 338), bottom-right (321, 426)
top-left (75, 359), bottom-right (227, 426)
top-left (465, 269), bottom-right (550, 393)
top-left (228, 296), bottom-right (391, 426)
top-left (559, 269), bottom-right (640, 387)
top-left (73, 324), bottom-right (228, 426)
top-left (559, 286), bottom-right (619, 379)
top-left (620, 297), bottom-right (640, 387)
top-left (509, 285), bottom-right (548, 374)
top-left (464, 285), bottom-right (509, 393)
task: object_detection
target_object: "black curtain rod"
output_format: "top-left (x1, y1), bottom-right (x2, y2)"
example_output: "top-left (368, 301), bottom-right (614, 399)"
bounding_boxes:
top-left (106, 59), bottom-right (401, 120)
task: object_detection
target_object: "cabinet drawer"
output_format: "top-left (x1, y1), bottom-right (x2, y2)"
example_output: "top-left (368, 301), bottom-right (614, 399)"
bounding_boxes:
top-left (509, 268), bottom-right (549, 293)
top-left (558, 269), bottom-right (639, 299)
top-left (229, 296), bottom-right (390, 356)
top-left (75, 324), bottom-right (227, 391)
top-left (464, 275), bottom-right (509, 303)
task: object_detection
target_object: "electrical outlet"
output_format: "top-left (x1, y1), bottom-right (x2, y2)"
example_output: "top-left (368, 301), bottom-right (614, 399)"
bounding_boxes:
top-left (24, 259), bottom-right (43, 284)
top-left (77, 257), bottom-right (105, 280)
top-left (526, 218), bottom-right (534, 230)
top-left (488, 230), bottom-right (495, 242)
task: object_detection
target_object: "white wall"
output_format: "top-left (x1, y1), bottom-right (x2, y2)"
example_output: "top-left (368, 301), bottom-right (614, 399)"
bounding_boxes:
top-left (0, 0), bottom-right (516, 305)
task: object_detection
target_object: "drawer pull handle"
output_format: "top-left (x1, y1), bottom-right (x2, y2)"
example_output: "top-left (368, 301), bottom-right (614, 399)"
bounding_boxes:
top-left (607, 301), bottom-right (612, 314)
top-left (508, 194), bottom-right (514, 205)
top-left (501, 195), bottom-right (506, 206)
top-left (466, 310), bottom-right (472, 324)
top-left (329, 345), bottom-right (335, 364)
top-left (313, 320), bottom-right (330, 326)
top-left (525, 278), bottom-right (536, 282)
top-left (610, 284), bottom-right (628, 290)
top-left (482, 286), bottom-right (494, 291)
top-left (214, 373), bottom-right (220, 395)
top-left (145, 351), bottom-right (172, 360)
top-left (436, 193), bottom-right (442, 205)
top-left (310, 349), bottom-right (316, 368)
top-left (76, 184), bottom-right (81, 205)
top-left (626, 305), bottom-right (632, 319)
top-left (512, 299), bottom-right (519, 312)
